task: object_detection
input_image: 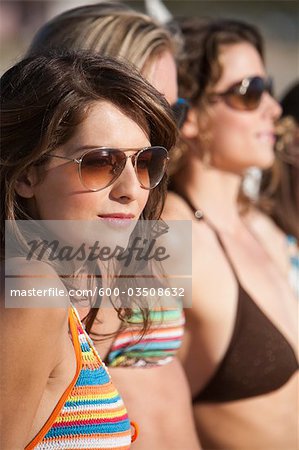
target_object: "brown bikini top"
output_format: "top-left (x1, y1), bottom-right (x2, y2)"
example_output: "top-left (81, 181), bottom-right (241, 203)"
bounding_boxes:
top-left (184, 196), bottom-right (298, 403)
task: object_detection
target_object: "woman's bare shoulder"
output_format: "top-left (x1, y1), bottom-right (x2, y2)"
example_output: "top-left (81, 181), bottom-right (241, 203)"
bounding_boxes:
top-left (0, 258), bottom-right (68, 448)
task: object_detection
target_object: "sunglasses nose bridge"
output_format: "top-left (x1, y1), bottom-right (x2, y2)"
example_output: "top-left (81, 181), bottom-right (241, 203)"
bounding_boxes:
top-left (116, 153), bottom-right (138, 180)
top-left (124, 150), bottom-right (152, 189)
top-left (123, 153), bottom-right (137, 169)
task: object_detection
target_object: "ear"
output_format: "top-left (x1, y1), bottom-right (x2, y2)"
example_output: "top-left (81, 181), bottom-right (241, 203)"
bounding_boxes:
top-left (181, 108), bottom-right (200, 139)
top-left (14, 166), bottom-right (37, 199)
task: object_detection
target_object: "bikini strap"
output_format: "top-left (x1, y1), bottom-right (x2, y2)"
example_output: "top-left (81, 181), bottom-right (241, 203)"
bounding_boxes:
top-left (182, 194), bottom-right (241, 281)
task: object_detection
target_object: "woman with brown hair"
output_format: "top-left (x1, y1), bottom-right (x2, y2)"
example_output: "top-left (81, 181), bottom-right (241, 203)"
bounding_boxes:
top-left (164, 17), bottom-right (298, 449)
top-left (0, 51), bottom-right (179, 448)
top-left (24, 4), bottom-right (199, 450)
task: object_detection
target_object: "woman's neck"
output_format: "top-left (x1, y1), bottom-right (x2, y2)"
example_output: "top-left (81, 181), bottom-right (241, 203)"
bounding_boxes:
top-left (173, 156), bottom-right (242, 233)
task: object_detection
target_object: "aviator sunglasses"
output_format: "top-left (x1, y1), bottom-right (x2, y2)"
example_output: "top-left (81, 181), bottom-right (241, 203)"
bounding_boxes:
top-left (171, 98), bottom-right (190, 128)
top-left (208, 76), bottom-right (274, 111)
top-left (49, 146), bottom-right (169, 191)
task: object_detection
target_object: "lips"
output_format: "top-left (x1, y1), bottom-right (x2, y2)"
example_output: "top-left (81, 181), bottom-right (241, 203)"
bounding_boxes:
top-left (98, 213), bottom-right (135, 219)
top-left (256, 131), bottom-right (275, 144)
top-left (97, 213), bottom-right (136, 229)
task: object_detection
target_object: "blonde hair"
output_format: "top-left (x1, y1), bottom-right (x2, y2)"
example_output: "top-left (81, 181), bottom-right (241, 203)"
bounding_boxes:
top-left (27, 2), bottom-right (176, 75)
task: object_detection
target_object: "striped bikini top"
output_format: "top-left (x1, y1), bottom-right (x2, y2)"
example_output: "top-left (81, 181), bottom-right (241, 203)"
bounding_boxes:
top-left (107, 305), bottom-right (185, 368)
top-left (26, 306), bottom-right (136, 449)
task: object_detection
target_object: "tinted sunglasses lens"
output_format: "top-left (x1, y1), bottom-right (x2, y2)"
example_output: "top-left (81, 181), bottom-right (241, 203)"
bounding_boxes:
top-left (227, 77), bottom-right (272, 111)
top-left (80, 149), bottom-right (125, 190)
top-left (242, 77), bottom-right (265, 110)
top-left (171, 98), bottom-right (189, 128)
top-left (136, 147), bottom-right (168, 189)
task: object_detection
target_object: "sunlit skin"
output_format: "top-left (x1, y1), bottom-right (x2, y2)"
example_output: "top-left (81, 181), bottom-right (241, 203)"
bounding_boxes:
top-left (163, 42), bottom-right (298, 449)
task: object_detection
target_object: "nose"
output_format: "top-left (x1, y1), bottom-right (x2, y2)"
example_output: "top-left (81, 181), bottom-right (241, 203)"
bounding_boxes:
top-left (109, 156), bottom-right (142, 203)
top-left (263, 92), bottom-right (282, 121)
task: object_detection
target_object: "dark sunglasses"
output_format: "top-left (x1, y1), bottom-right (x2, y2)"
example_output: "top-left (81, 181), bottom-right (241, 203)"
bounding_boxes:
top-left (171, 98), bottom-right (190, 128)
top-left (208, 76), bottom-right (274, 111)
top-left (50, 146), bottom-right (169, 191)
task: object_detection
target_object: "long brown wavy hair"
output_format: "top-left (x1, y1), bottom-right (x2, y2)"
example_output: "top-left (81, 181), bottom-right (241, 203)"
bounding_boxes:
top-left (0, 52), bottom-right (177, 332)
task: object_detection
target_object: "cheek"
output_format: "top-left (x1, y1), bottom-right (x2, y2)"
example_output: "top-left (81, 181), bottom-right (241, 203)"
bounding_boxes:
top-left (32, 169), bottom-right (98, 220)
top-left (139, 190), bottom-right (150, 213)
top-left (35, 190), bottom-right (102, 220)
top-left (164, 76), bottom-right (178, 105)
top-left (209, 113), bottom-right (274, 170)
top-left (208, 116), bottom-right (248, 163)
top-left (213, 112), bottom-right (250, 145)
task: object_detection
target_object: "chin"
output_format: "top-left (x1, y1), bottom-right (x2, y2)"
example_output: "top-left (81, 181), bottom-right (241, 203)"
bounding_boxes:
top-left (251, 146), bottom-right (275, 170)
top-left (257, 153), bottom-right (275, 170)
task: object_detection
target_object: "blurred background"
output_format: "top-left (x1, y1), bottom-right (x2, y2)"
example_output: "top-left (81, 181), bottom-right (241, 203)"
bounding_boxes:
top-left (0, 0), bottom-right (298, 98)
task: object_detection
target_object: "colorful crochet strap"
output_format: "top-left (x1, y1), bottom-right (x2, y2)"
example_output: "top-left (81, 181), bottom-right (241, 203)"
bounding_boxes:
top-left (26, 306), bottom-right (133, 449)
top-left (107, 306), bottom-right (185, 367)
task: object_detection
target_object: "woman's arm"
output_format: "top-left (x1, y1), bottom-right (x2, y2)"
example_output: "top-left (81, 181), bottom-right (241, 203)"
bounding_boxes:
top-left (0, 260), bottom-right (68, 449)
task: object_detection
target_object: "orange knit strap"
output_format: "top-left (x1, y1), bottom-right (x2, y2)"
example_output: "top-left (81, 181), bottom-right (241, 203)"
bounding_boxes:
top-left (130, 421), bottom-right (139, 443)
